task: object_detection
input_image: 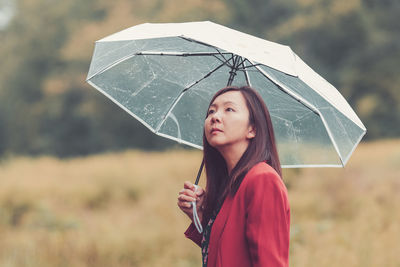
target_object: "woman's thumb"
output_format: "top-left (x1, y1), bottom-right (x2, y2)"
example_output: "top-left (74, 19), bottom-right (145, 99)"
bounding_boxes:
top-left (195, 187), bottom-right (204, 196)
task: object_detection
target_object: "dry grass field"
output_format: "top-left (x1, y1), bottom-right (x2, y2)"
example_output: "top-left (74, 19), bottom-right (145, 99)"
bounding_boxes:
top-left (0, 139), bottom-right (399, 267)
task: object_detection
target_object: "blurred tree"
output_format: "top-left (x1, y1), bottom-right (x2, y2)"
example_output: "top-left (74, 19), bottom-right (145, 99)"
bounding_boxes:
top-left (225, 0), bottom-right (296, 38)
top-left (0, 111), bottom-right (6, 155)
top-left (340, 0), bottom-right (400, 138)
top-left (1, 0), bottom-right (80, 155)
top-left (0, 0), bottom-right (226, 157)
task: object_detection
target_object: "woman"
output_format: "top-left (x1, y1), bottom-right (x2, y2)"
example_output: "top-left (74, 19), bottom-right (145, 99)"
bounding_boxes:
top-left (177, 86), bottom-right (290, 267)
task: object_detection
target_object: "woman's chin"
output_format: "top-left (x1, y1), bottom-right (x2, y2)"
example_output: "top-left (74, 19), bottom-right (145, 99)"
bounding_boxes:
top-left (209, 140), bottom-right (228, 150)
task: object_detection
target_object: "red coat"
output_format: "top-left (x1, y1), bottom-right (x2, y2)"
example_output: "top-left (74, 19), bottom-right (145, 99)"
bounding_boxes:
top-left (184, 161), bottom-right (290, 267)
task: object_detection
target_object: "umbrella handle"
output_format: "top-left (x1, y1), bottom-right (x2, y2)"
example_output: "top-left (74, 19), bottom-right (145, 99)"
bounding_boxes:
top-left (192, 184), bottom-right (203, 234)
top-left (191, 159), bottom-right (204, 233)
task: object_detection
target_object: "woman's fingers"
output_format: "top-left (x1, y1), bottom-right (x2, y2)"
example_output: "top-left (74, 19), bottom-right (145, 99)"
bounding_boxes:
top-left (177, 200), bottom-right (192, 209)
top-left (178, 194), bottom-right (197, 203)
top-left (183, 181), bottom-right (205, 196)
top-left (177, 182), bottom-right (205, 221)
top-left (195, 187), bottom-right (205, 197)
top-left (179, 188), bottom-right (198, 199)
top-left (183, 181), bottom-right (195, 191)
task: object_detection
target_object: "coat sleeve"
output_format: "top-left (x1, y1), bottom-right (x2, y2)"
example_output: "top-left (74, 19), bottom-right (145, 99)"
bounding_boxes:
top-left (245, 170), bottom-right (290, 267)
top-left (184, 222), bottom-right (203, 247)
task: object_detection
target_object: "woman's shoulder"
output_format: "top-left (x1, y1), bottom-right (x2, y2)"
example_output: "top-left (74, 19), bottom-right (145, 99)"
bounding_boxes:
top-left (242, 161), bottom-right (286, 193)
top-left (246, 161), bottom-right (280, 180)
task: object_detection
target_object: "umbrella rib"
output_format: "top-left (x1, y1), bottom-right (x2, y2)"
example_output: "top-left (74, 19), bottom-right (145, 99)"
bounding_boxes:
top-left (215, 49), bottom-right (230, 63)
top-left (155, 59), bottom-right (231, 133)
top-left (253, 64), bottom-right (319, 114)
top-left (234, 58), bottom-right (262, 71)
top-left (87, 51), bottom-right (233, 81)
top-left (243, 60), bottom-right (252, 86)
top-left (341, 128), bottom-right (366, 166)
top-left (212, 53), bottom-right (234, 68)
top-left (177, 37), bottom-right (235, 67)
top-left (239, 63), bottom-right (262, 70)
top-left (252, 62), bottom-right (345, 166)
top-left (136, 51), bottom-right (232, 56)
top-left (179, 36), bottom-right (219, 49)
top-left (236, 59), bottom-right (255, 86)
top-left (87, 53), bottom-right (138, 80)
top-left (237, 57), bottom-right (247, 67)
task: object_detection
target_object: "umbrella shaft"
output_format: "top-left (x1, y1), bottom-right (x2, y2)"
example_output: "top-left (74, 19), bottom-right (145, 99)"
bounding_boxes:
top-left (194, 158), bottom-right (205, 185)
top-left (227, 55), bottom-right (245, 86)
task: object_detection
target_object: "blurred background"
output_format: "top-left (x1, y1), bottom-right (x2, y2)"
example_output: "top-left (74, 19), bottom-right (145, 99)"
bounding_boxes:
top-left (0, 0), bottom-right (399, 266)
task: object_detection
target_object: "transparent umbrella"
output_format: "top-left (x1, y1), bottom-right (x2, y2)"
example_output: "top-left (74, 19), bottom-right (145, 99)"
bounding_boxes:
top-left (86, 21), bottom-right (366, 169)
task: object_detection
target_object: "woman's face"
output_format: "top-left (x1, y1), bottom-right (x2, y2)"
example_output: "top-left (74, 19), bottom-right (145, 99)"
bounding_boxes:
top-left (204, 90), bottom-right (255, 150)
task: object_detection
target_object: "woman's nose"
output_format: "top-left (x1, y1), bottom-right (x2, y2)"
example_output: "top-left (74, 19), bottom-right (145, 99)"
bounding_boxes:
top-left (210, 111), bottom-right (221, 123)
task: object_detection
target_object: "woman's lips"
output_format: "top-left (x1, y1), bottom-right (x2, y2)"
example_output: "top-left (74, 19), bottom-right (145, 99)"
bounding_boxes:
top-left (211, 128), bottom-right (223, 134)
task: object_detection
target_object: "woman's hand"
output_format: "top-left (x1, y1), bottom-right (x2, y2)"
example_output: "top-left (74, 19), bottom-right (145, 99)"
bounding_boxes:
top-left (177, 181), bottom-right (205, 222)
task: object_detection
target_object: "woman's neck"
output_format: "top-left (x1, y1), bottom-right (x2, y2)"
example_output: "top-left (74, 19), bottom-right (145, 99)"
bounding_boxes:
top-left (218, 141), bottom-right (249, 174)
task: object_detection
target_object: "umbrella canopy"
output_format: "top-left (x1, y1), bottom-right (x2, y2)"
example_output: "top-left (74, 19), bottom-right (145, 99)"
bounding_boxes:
top-left (86, 21), bottom-right (366, 168)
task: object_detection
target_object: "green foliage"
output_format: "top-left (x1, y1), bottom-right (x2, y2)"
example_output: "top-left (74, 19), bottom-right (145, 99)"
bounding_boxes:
top-left (227, 0), bottom-right (296, 34)
top-left (0, 0), bottom-right (398, 158)
top-left (0, 0), bottom-right (175, 157)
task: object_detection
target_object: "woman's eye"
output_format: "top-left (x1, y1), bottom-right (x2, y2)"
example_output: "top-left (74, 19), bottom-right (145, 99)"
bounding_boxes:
top-left (226, 107), bottom-right (234, 112)
top-left (208, 109), bottom-right (215, 115)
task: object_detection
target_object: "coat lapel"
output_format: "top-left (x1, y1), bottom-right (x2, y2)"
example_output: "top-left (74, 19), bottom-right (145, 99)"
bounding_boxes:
top-left (207, 194), bottom-right (234, 267)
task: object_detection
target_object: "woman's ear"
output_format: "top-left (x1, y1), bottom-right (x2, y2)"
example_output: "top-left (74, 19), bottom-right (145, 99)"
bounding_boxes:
top-left (247, 125), bottom-right (256, 139)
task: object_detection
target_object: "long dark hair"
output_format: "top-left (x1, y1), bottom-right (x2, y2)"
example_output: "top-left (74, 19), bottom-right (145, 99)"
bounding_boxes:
top-left (202, 86), bottom-right (281, 224)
